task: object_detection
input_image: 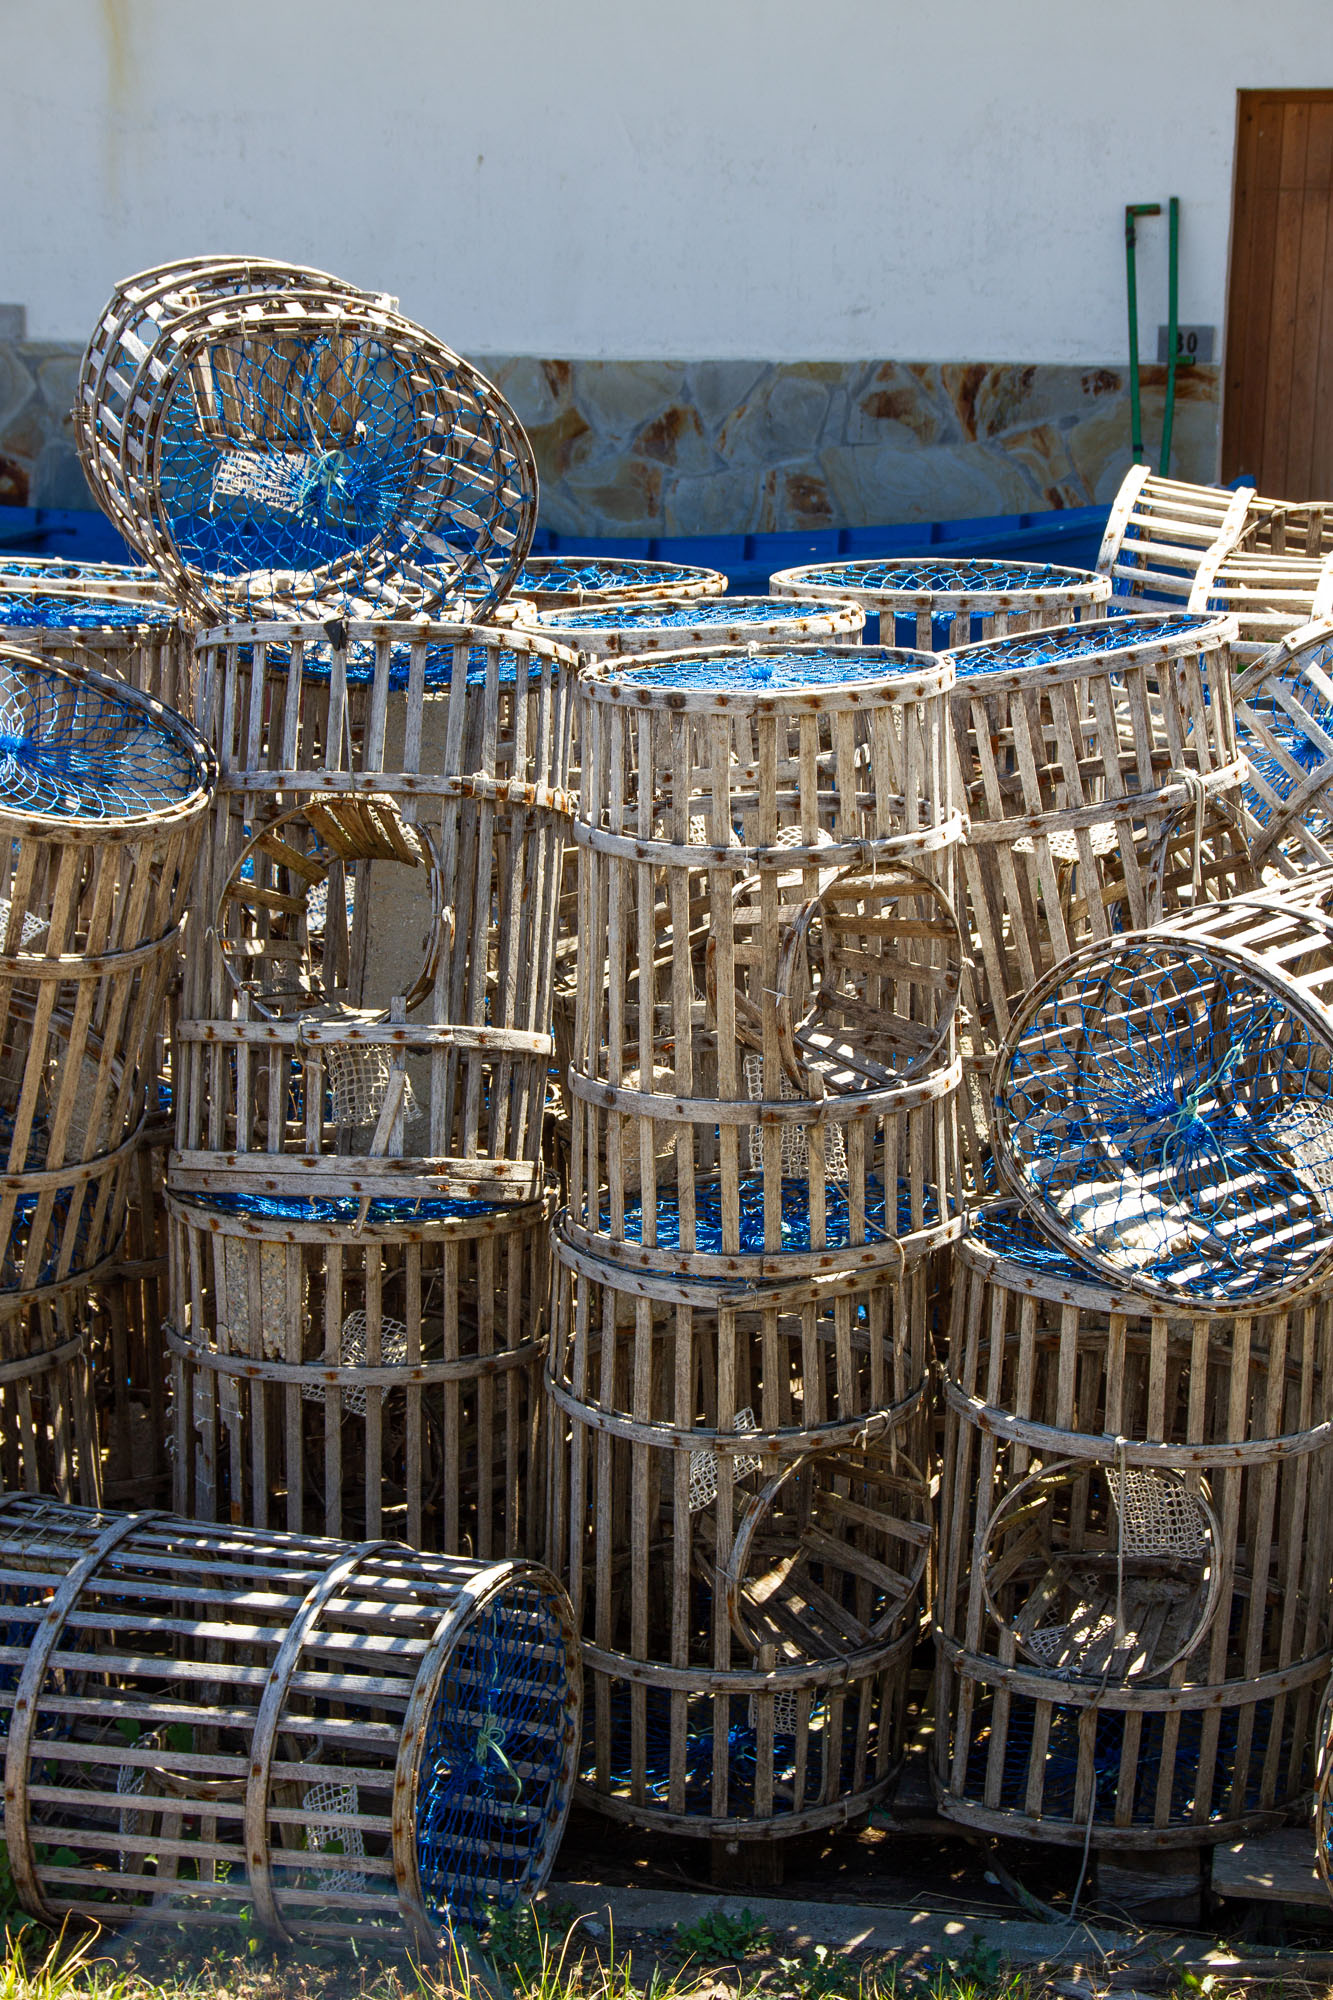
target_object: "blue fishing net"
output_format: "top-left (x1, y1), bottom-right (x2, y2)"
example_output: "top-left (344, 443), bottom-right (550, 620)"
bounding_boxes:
top-left (967, 1202), bottom-right (1089, 1283)
top-left (1236, 634), bottom-right (1333, 827)
top-left (948, 612), bottom-right (1210, 679)
top-left (961, 1691), bottom-right (1280, 1826)
top-left (181, 1190), bottom-right (501, 1226)
top-left (0, 595), bottom-right (177, 632)
top-left (583, 1682), bottom-right (873, 1820)
top-left (415, 1579), bottom-right (571, 1926)
top-left (615, 647), bottom-right (908, 693)
top-left (151, 321), bottom-right (532, 617)
top-left (609, 1174), bottom-right (935, 1255)
top-left (787, 559), bottom-right (1086, 595)
top-left (0, 659), bottom-right (201, 819)
top-left (515, 557), bottom-right (720, 596)
top-left (537, 596), bottom-right (843, 633)
top-left (999, 938), bottom-right (1333, 1304)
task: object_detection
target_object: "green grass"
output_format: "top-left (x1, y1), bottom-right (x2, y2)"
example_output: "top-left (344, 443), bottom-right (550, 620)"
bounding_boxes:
top-left (0, 1910), bottom-right (1323, 2000)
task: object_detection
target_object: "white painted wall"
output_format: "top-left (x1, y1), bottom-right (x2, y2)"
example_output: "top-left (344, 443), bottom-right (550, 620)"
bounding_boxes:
top-left (5, 0), bottom-right (1331, 364)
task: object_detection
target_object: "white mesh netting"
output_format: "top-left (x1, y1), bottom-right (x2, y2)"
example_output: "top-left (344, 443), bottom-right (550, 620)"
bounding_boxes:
top-left (1106, 1466), bottom-right (1210, 1561)
top-left (748, 1685), bottom-right (801, 1735)
top-left (210, 448), bottom-right (312, 515)
top-left (688, 1407), bottom-right (763, 1512)
top-left (1266, 1096), bottom-right (1333, 1199)
top-left (325, 1042), bottom-right (416, 1130)
top-left (743, 1052), bottom-right (847, 1179)
top-left (302, 1779), bottom-right (367, 1896)
top-left (300, 1309), bottom-right (409, 1416)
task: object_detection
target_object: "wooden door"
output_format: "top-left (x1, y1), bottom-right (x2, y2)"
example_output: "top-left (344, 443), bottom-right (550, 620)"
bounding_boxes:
top-left (1223, 90), bottom-right (1333, 497)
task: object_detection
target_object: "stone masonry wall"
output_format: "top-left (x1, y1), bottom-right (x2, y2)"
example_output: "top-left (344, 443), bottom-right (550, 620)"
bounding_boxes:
top-left (0, 337), bottom-right (1220, 536)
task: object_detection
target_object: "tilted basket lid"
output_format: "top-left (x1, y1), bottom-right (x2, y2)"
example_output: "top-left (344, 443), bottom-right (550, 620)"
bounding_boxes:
top-left (0, 647), bottom-right (213, 829)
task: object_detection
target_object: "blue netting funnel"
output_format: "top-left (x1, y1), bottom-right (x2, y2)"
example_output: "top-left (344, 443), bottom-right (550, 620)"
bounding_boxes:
top-left (408, 1573), bottom-right (578, 1934)
top-left (993, 891), bottom-right (1333, 1308)
top-left (0, 650), bottom-right (210, 825)
top-left (79, 274), bottom-right (537, 622)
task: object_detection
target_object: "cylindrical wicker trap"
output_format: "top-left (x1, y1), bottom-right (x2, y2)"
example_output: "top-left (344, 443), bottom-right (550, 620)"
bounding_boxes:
top-left (0, 1494), bottom-right (579, 1944)
top-left (0, 648), bottom-right (213, 1301)
top-left (934, 1201), bottom-right (1333, 1846)
top-left (1096, 467), bottom-right (1251, 603)
top-left (78, 267), bottom-right (537, 622)
top-left (566, 643), bottom-right (963, 1285)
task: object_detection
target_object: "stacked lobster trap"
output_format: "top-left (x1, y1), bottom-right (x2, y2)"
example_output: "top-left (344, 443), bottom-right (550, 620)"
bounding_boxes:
top-left (546, 639), bottom-right (964, 1842)
top-left (75, 262), bottom-right (586, 1556)
top-left (0, 647), bottom-right (213, 1502)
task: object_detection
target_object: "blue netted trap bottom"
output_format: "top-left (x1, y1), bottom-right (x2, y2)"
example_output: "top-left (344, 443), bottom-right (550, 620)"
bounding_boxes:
top-left (414, 1578), bottom-right (572, 1927)
top-left (0, 594), bottom-right (176, 632)
top-left (582, 1678), bottom-right (887, 1824)
top-left (0, 656), bottom-right (200, 819)
top-left (515, 556), bottom-right (719, 596)
top-left (180, 1189), bottom-right (504, 1228)
top-left (615, 647), bottom-right (912, 693)
top-left (956, 1687), bottom-right (1286, 1829)
top-left (535, 595), bottom-right (842, 634)
top-left (608, 1174), bottom-right (935, 1256)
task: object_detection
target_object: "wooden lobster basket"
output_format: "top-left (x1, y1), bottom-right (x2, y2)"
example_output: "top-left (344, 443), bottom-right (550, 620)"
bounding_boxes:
top-left (993, 881), bottom-right (1333, 1311)
top-left (0, 595), bottom-right (189, 711)
top-left (1240, 497), bottom-right (1333, 558)
top-left (567, 645), bottom-right (963, 1284)
top-left (1096, 467), bottom-right (1251, 603)
top-left (523, 594), bottom-right (864, 655)
top-left (77, 269), bottom-right (536, 622)
top-left (768, 556), bottom-right (1109, 647)
top-left (549, 1246), bottom-right (931, 1837)
top-left (513, 555), bottom-right (727, 608)
top-left (934, 1201), bottom-right (1333, 1846)
top-left (944, 609), bottom-right (1244, 1179)
top-left (1233, 616), bottom-right (1333, 870)
top-left (1188, 546), bottom-right (1333, 665)
top-left (0, 649), bottom-right (213, 1296)
top-left (167, 1186), bottom-right (553, 1556)
top-left (0, 1494), bottom-right (579, 1944)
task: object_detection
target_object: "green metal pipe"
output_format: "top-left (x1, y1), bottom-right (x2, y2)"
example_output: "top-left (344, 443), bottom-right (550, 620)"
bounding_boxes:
top-left (1125, 202), bottom-right (1161, 464)
top-left (1160, 195), bottom-right (1180, 475)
